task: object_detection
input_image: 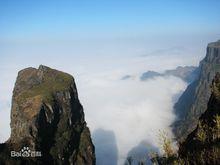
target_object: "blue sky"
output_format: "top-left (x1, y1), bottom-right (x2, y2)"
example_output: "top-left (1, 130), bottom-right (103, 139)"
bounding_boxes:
top-left (1, 0), bottom-right (220, 40)
top-left (0, 0), bottom-right (219, 62)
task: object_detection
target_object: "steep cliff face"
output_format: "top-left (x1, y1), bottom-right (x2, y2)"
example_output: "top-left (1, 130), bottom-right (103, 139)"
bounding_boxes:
top-left (173, 40), bottom-right (220, 140)
top-left (0, 65), bottom-right (95, 165)
top-left (179, 73), bottom-right (220, 164)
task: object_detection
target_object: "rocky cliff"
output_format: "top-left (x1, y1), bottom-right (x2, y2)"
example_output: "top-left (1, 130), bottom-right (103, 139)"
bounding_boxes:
top-left (0, 65), bottom-right (95, 165)
top-left (173, 40), bottom-right (220, 140)
top-left (178, 73), bottom-right (220, 164)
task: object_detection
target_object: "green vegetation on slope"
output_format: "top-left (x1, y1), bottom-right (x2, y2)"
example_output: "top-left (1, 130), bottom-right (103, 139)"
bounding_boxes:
top-left (17, 66), bottom-right (74, 104)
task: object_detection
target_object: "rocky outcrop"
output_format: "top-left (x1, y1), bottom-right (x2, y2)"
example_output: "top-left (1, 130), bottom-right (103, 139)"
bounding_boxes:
top-left (0, 65), bottom-right (95, 165)
top-left (173, 40), bottom-right (220, 140)
top-left (178, 73), bottom-right (220, 164)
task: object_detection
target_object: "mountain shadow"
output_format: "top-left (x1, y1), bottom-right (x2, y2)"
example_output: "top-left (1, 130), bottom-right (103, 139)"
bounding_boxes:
top-left (92, 128), bottom-right (118, 165)
top-left (125, 141), bottom-right (159, 165)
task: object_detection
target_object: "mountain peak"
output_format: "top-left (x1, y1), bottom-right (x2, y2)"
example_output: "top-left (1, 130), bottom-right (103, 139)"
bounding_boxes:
top-left (14, 65), bottom-right (74, 104)
top-left (0, 66), bottom-right (95, 165)
top-left (38, 65), bottom-right (50, 71)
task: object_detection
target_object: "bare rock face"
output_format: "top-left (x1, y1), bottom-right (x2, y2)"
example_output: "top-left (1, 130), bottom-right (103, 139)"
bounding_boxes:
top-left (0, 65), bottom-right (95, 165)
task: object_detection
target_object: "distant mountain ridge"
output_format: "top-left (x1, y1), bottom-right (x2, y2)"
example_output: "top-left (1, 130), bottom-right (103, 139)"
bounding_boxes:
top-left (122, 66), bottom-right (198, 83)
top-left (140, 71), bottom-right (162, 81)
top-left (140, 66), bottom-right (198, 83)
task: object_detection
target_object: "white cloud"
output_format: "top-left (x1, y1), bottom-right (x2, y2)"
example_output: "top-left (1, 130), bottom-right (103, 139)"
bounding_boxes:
top-left (77, 72), bottom-right (186, 164)
top-left (0, 102), bottom-right (11, 143)
top-left (0, 44), bottom-right (193, 163)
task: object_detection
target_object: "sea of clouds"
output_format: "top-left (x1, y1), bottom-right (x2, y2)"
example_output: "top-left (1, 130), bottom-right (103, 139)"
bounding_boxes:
top-left (0, 40), bottom-right (201, 164)
top-left (79, 73), bottom-right (186, 164)
top-left (75, 63), bottom-right (187, 164)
